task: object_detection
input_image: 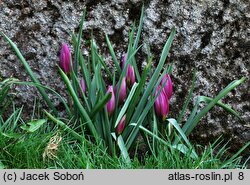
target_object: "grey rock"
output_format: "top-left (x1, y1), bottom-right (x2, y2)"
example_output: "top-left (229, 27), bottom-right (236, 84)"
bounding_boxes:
top-left (0, 0), bottom-right (249, 156)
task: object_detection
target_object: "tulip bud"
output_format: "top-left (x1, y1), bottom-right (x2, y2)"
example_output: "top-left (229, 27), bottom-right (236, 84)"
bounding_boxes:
top-left (154, 86), bottom-right (169, 121)
top-left (79, 78), bottom-right (86, 96)
top-left (121, 53), bottom-right (136, 87)
top-left (116, 115), bottom-right (126, 136)
top-left (106, 85), bottom-right (115, 116)
top-left (161, 74), bottom-right (173, 100)
top-left (126, 64), bottom-right (135, 87)
top-left (59, 43), bottom-right (72, 74)
top-left (115, 77), bottom-right (127, 104)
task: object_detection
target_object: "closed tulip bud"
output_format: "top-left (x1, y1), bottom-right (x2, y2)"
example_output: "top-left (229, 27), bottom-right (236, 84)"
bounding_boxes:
top-left (126, 64), bottom-right (135, 87)
top-left (115, 77), bottom-right (127, 104)
top-left (106, 85), bottom-right (115, 116)
top-left (161, 74), bottom-right (173, 100)
top-left (116, 115), bottom-right (126, 136)
top-left (59, 43), bottom-right (71, 74)
top-left (121, 53), bottom-right (135, 87)
top-left (154, 86), bottom-right (169, 121)
top-left (79, 78), bottom-right (86, 96)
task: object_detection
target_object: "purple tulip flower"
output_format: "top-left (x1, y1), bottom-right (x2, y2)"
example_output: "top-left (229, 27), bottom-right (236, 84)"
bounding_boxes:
top-left (154, 86), bottom-right (169, 121)
top-left (106, 85), bottom-right (115, 116)
top-left (121, 53), bottom-right (136, 87)
top-left (59, 43), bottom-right (71, 74)
top-left (126, 64), bottom-right (135, 87)
top-left (116, 115), bottom-right (126, 136)
top-left (115, 77), bottom-right (127, 104)
top-left (161, 74), bottom-right (173, 100)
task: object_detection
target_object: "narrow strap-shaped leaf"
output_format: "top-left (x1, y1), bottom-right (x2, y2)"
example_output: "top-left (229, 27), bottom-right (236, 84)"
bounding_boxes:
top-left (71, 71), bottom-right (91, 112)
top-left (95, 51), bottom-right (113, 79)
top-left (125, 59), bottom-right (152, 123)
top-left (1, 107), bottom-right (23, 130)
top-left (200, 96), bottom-right (242, 120)
top-left (184, 77), bottom-right (246, 136)
top-left (105, 33), bottom-right (121, 73)
top-left (13, 81), bottom-right (72, 118)
top-left (0, 32), bottom-right (58, 116)
top-left (129, 123), bottom-right (169, 146)
top-left (0, 78), bottom-right (13, 111)
top-left (74, 10), bottom-right (86, 76)
top-left (220, 141), bottom-right (250, 168)
top-left (168, 118), bottom-right (198, 159)
top-left (133, 5), bottom-right (144, 50)
top-left (130, 28), bottom-right (176, 124)
top-left (90, 93), bottom-right (111, 118)
top-left (127, 25), bottom-right (141, 81)
top-left (58, 67), bottom-right (98, 140)
top-left (123, 62), bottom-right (169, 146)
top-left (44, 110), bottom-right (83, 142)
top-left (177, 69), bottom-right (196, 124)
top-left (131, 5), bottom-right (144, 81)
top-left (168, 118), bottom-right (191, 146)
top-left (129, 123), bottom-right (198, 159)
top-left (113, 45), bottom-right (142, 119)
top-left (114, 83), bottom-right (139, 128)
top-left (124, 71), bottom-right (169, 150)
top-left (152, 114), bottom-right (158, 155)
top-left (79, 51), bottom-right (91, 90)
top-left (117, 135), bottom-right (131, 166)
top-left (89, 75), bottom-right (97, 107)
top-left (102, 109), bottom-right (114, 155)
top-left (90, 35), bottom-right (97, 73)
top-left (167, 62), bottom-right (174, 74)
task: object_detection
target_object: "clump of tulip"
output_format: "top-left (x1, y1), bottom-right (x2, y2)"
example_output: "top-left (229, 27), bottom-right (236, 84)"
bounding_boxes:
top-left (56, 38), bottom-right (176, 154)
top-left (59, 43), bottom-right (72, 74)
top-left (4, 9), bottom-right (193, 162)
top-left (154, 73), bottom-right (173, 121)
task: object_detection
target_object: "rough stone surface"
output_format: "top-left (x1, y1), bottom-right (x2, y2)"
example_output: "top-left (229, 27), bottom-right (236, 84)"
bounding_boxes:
top-left (0, 0), bottom-right (249, 156)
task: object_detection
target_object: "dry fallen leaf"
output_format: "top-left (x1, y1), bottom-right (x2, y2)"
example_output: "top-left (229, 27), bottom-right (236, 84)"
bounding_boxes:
top-left (43, 132), bottom-right (62, 160)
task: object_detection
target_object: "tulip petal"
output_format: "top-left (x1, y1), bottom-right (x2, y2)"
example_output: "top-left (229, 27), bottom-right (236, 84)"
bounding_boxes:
top-left (59, 43), bottom-right (71, 74)
top-left (116, 115), bottom-right (126, 135)
top-left (154, 86), bottom-right (169, 121)
top-left (106, 85), bottom-right (115, 116)
top-left (161, 74), bottom-right (173, 100)
top-left (115, 77), bottom-right (127, 104)
top-left (126, 64), bottom-right (135, 87)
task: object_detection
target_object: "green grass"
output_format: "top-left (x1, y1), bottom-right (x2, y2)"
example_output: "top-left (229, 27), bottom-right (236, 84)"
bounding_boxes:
top-left (0, 106), bottom-right (249, 169)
